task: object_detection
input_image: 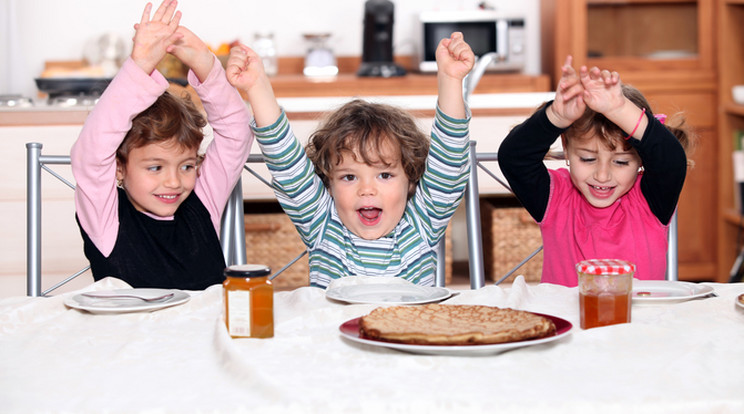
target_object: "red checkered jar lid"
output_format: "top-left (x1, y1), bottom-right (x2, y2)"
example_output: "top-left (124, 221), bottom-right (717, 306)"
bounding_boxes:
top-left (575, 259), bottom-right (636, 275)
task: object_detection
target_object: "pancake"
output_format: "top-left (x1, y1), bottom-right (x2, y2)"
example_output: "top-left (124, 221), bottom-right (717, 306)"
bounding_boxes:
top-left (359, 303), bottom-right (556, 345)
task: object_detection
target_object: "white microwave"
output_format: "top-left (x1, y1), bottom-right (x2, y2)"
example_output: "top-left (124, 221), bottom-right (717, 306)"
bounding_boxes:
top-left (416, 10), bottom-right (526, 73)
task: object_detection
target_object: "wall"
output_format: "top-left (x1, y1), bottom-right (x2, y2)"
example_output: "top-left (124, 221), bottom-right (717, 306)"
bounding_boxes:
top-left (0, 0), bottom-right (540, 97)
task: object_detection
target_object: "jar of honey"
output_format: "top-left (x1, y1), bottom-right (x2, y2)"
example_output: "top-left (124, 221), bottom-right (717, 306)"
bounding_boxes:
top-left (223, 264), bottom-right (273, 338)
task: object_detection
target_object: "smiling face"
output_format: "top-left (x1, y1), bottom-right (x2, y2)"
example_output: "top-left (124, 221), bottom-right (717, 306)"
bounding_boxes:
top-left (116, 139), bottom-right (199, 217)
top-left (565, 134), bottom-right (642, 208)
top-left (329, 141), bottom-right (412, 240)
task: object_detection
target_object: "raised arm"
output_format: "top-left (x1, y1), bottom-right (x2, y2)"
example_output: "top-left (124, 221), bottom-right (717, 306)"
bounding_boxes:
top-left (578, 64), bottom-right (648, 140)
top-left (226, 43), bottom-right (282, 127)
top-left (131, 0), bottom-right (183, 75)
top-left (435, 32), bottom-right (474, 118)
top-left (72, 0), bottom-right (181, 256)
top-left (167, 25), bottom-right (214, 82)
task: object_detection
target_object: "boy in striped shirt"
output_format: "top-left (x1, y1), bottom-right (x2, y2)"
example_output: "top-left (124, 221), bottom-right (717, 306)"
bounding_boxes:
top-left (227, 33), bottom-right (474, 288)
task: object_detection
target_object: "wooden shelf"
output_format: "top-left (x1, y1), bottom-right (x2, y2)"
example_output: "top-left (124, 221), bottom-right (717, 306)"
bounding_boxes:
top-left (723, 103), bottom-right (744, 116)
top-left (266, 73), bottom-right (550, 98)
top-left (541, 0), bottom-right (720, 282)
top-left (718, 0), bottom-right (744, 280)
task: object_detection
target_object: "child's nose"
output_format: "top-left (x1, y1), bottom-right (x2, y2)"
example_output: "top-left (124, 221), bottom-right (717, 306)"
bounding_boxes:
top-left (358, 178), bottom-right (377, 196)
top-left (163, 169), bottom-right (181, 188)
top-left (594, 163), bottom-right (611, 182)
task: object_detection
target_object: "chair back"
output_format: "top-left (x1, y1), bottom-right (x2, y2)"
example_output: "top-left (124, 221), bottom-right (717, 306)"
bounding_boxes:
top-left (25, 143), bottom-right (252, 296)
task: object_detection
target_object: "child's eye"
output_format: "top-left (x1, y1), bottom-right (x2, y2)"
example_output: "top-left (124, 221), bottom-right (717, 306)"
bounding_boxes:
top-left (379, 172), bottom-right (393, 180)
top-left (614, 160), bottom-right (631, 166)
top-left (147, 166), bottom-right (161, 172)
top-left (579, 157), bottom-right (595, 163)
top-left (340, 174), bottom-right (356, 182)
top-left (181, 164), bottom-right (196, 172)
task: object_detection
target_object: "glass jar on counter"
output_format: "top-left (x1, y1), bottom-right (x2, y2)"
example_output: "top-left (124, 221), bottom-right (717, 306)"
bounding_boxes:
top-left (253, 33), bottom-right (278, 77)
top-left (223, 264), bottom-right (274, 338)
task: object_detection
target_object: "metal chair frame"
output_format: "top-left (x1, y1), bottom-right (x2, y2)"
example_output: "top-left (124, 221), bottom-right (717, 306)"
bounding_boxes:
top-left (26, 140), bottom-right (678, 296)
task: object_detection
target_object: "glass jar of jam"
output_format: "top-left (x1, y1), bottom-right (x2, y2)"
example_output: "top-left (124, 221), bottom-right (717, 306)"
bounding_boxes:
top-left (223, 264), bottom-right (273, 338)
top-left (576, 259), bottom-right (635, 330)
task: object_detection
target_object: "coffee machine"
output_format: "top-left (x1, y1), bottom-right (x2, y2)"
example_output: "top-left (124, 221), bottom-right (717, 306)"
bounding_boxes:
top-left (357, 0), bottom-right (406, 77)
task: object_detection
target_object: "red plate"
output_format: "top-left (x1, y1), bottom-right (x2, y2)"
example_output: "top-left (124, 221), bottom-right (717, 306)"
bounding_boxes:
top-left (339, 312), bottom-right (572, 356)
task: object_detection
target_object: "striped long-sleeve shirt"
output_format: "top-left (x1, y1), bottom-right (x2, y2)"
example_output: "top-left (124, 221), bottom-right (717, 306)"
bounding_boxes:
top-left (253, 106), bottom-right (470, 288)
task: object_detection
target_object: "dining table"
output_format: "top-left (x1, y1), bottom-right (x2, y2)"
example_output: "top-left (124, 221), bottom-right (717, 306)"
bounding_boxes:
top-left (1, 275), bottom-right (743, 413)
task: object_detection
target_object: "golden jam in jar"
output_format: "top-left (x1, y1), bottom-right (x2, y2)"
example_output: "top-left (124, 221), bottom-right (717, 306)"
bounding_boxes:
top-left (223, 264), bottom-right (274, 338)
top-left (576, 259), bottom-right (635, 330)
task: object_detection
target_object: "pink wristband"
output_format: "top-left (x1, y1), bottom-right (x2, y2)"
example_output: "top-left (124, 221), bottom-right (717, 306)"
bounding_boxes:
top-left (625, 108), bottom-right (646, 140)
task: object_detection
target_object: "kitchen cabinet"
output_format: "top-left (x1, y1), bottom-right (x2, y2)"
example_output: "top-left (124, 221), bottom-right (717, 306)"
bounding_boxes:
top-left (540, 0), bottom-right (720, 281)
top-left (716, 0), bottom-right (744, 281)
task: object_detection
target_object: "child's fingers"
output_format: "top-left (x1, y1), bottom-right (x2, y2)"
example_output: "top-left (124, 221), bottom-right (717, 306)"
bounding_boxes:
top-left (170, 10), bottom-right (182, 29)
top-left (560, 82), bottom-right (585, 102)
top-left (164, 32), bottom-right (184, 52)
top-left (139, 2), bottom-right (152, 26)
top-left (152, 0), bottom-right (174, 22)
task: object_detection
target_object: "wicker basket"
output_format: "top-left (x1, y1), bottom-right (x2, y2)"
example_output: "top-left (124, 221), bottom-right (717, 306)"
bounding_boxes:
top-left (480, 201), bottom-right (543, 283)
top-left (244, 213), bottom-right (452, 290)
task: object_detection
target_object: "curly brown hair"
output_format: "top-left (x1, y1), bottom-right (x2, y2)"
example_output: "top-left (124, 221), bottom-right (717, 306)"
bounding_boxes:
top-left (562, 84), bottom-right (696, 166)
top-left (116, 91), bottom-right (207, 166)
top-left (305, 99), bottom-right (430, 198)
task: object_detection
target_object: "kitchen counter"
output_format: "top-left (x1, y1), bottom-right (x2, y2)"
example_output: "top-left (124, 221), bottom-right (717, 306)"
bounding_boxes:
top-left (0, 91), bottom-right (554, 125)
top-left (0, 72), bottom-right (552, 125)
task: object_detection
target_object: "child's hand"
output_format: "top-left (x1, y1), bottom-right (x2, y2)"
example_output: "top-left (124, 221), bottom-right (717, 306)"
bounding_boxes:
top-left (435, 32), bottom-right (475, 81)
top-left (168, 26), bottom-right (213, 83)
top-left (548, 56), bottom-right (586, 128)
top-left (226, 43), bottom-right (281, 127)
top-left (579, 65), bottom-right (623, 116)
top-left (131, 0), bottom-right (183, 75)
top-left (225, 44), bottom-right (266, 92)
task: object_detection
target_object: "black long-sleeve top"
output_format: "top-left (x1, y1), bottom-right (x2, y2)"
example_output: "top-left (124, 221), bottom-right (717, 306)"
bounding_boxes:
top-left (497, 102), bottom-right (687, 226)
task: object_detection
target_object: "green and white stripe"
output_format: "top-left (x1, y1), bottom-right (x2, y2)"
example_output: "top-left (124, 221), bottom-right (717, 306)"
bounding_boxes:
top-left (252, 106), bottom-right (470, 288)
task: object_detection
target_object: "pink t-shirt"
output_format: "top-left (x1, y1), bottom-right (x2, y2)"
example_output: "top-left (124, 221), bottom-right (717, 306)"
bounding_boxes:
top-left (539, 168), bottom-right (669, 286)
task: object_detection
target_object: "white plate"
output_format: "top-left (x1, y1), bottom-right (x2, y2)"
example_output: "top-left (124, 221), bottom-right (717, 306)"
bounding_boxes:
top-left (326, 283), bottom-right (451, 305)
top-left (339, 314), bottom-right (572, 356)
top-left (64, 289), bottom-right (190, 314)
top-left (632, 280), bottom-right (714, 303)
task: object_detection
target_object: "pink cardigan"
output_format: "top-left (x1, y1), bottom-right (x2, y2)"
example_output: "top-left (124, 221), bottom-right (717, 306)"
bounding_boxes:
top-left (71, 56), bottom-right (253, 257)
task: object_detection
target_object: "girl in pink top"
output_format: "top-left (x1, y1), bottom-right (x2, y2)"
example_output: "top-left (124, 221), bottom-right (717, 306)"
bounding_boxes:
top-left (498, 56), bottom-right (695, 286)
top-left (71, 1), bottom-right (252, 289)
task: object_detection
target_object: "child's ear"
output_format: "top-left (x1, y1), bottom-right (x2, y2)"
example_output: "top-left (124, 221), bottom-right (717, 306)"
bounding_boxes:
top-left (115, 163), bottom-right (125, 183)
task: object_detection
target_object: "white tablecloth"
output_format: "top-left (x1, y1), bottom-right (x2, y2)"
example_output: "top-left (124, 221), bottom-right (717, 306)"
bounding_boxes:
top-left (1, 277), bottom-right (743, 413)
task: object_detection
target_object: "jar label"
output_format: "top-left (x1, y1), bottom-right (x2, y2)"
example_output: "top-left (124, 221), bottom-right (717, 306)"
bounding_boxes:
top-left (227, 290), bottom-right (252, 337)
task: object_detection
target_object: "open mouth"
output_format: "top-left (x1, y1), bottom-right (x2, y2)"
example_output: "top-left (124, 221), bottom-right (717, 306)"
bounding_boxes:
top-left (588, 184), bottom-right (615, 199)
top-left (357, 207), bottom-right (382, 226)
top-left (156, 194), bottom-right (180, 204)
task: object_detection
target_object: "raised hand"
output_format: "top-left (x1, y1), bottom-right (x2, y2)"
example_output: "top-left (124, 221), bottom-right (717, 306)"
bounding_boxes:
top-left (131, 0), bottom-right (183, 75)
top-left (167, 26), bottom-right (213, 83)
top-left (225, 44), bottom-right (266, 92)
top-left (436, 32), bottom-right (475, 82)
top-left (226, 43), bottom-right (280, 127)
top-left (579, 65), bottom-right (624, 116)
top-left (547, 56), bottom-right (586, 128)
top-left (435, 32), bottom-right (474, 119)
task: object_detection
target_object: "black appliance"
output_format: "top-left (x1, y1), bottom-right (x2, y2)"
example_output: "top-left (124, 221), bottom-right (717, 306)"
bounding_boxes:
top-left (357, 0), bottom-right (406, 77)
